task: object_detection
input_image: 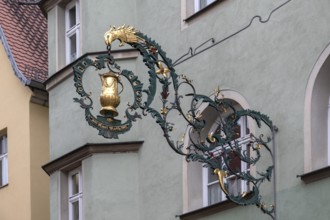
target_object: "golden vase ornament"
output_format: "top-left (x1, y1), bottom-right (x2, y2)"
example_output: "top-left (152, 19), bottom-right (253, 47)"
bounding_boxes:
top-left (99, 71), bottom-right (121, 117)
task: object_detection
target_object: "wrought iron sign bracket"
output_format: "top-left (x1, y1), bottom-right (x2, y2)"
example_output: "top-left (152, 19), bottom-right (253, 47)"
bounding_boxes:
top-left (73, 25), bottom-right (277, 219)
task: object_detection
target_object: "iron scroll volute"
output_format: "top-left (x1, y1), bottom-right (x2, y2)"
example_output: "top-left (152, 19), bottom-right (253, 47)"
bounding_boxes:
top-left (73, 25), bottom-right (277, 219)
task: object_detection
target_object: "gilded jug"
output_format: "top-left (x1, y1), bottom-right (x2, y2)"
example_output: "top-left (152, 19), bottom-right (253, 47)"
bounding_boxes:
top-left (99, 71), bottom-right (121, 117)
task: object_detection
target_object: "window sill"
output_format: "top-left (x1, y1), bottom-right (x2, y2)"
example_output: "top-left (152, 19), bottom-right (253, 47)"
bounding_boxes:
top-left (184, 0), bottom-right (224, 23)
top-left (178, 200), bottom-right (237, 220)
top-left (299, 165), bottom-right (330, 184)
top-left (0, 184), bottom-right (8, 189)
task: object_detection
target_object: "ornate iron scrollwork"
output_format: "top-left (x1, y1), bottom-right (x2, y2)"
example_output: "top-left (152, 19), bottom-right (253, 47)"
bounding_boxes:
top-left (73, 25), bottom-right (277, 219)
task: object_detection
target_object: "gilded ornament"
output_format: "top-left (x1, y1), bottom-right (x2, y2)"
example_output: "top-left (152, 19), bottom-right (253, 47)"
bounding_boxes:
top-left (195, 111), bottom-right (202, 120)
top-left (207, 132), bottom-right (216, 143)
top-left (181, 74), bottom-right (192, 83)
top-left (160, 107), bottom-right (169, 115)
top-left (186, 113), bottom-right (193, 122)
top-left (104, 25), bottom-right (142, 46)
top-left (214, 168), bottom-right (229, 195)
top-left (156, 61), bottom-right (170, 78)
top-left (99, 71), bottom-right (122, 117)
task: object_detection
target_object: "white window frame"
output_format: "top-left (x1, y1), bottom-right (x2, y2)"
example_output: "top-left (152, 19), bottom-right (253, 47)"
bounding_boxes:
top-left (304, 42), bottom-right (330, 172)
top-left (202, 116), bottom-right (250, 206)
top-left (68, 167), bottom-right (83, 220)
top-left (328, 97), bottom-right (330, 165)
top-left (0, 135), bottom-right (8, 187)
top-left (194, 0), bottom-right (216, 12)
top-left (65, 0), bottom-right (80, 64)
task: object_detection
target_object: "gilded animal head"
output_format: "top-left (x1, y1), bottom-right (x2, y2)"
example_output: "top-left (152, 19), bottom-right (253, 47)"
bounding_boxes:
top-left (104, 26), bottom-right (117, 46)
top-left (104, 25), bottom-right (139, 47)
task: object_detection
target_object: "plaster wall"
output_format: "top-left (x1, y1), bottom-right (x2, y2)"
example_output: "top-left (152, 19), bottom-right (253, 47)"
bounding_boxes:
top-left (81, 0), bottom-right (138, 53)
top-left (47, 6), bottom-right (57, 75)
top-left (83, 153), bottom-right (139, 220)
top-left (49, 172), bottom-right (59, 220)
top-left (46, 0), bottom-right (330, 219)
top-left (0, 41), bottom-right (32, 220)
top-left (30, 103), bottom-right (50, 220)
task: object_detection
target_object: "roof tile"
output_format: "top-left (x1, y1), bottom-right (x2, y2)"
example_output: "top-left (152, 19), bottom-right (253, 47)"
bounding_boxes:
top-left (0, 0), bottom-right (48, 82)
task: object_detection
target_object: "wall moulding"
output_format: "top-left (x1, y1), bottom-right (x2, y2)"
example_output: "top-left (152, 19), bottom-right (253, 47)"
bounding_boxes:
top-left (42, 141), bottom-right (143, 175)
top-left (45, 49), bottom-right (139, 91)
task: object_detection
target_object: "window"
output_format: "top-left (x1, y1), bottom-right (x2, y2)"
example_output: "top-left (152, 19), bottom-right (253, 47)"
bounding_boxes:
top-left (304, 42), bottom-right (330, 172)
top-left (68, 167), bottom-right (83, 220)
top-left (194, 0), bottom-right (216, 12)
top-left (65, 0), bottom-right (80, 64)
top-left (328, 97), bottom-right (330, 165)
top-left (0, 134), bottom-right (8, 187)
top-left (182, 0), bottom-right (220, 26)
top-left (49, 0), bottom-right (82, 72)
top-left (56, 165), bottom-right (83, 220)
top-left (203, 116), bottom-right (250, 206)
top-left (183, 92), bottom-right (252, 213)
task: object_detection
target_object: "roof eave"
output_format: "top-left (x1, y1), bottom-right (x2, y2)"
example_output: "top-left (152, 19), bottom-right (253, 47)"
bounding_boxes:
top-left (0, 25), bottom-right (49, 106)
top-left (18, 0), bottom-right (48, 18)
top-left (0, 26), bottom-right (29, 85)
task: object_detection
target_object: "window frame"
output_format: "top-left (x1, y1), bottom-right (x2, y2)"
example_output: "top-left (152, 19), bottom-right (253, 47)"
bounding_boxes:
top-left (194, 0), bottom-right (216, 13)
top-left (0, 134), bottom-right (8, 187)
top-left (68, 167), bottom-right (83, 220)
top-left (182, 91), bottom-right (254, 214)
top-left (328, 96), bottom-right (330, 165)
top-left (304, 41), bottom-right (330, 173)
top-left (182, 0), bottom-right (223, 27)
top-left (65, 0), bottom-right (80, 64)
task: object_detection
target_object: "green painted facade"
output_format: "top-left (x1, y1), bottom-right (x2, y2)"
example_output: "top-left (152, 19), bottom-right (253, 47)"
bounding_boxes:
top-left (44, 0), bottom-right (330, 219)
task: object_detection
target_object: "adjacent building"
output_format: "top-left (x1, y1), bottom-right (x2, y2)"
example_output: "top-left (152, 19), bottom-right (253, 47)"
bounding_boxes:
top-left (0, 1), bottom-right (49, 220)
top-left (41, 0), bottom-right (330, 219)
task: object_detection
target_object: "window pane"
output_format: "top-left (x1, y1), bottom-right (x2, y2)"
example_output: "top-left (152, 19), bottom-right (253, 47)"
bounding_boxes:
top-left (227, 177), bottom-right (240, 197)
top-left (200, 0), bottom-right (215, 9)
top-left (71, 200), bottom-right (79, 220)
top-left (208, 167), bottom-right (218, 183)
top-left (70, 34), bottom-right (77, 62)
top-left (200, 0), bottom-right (207, 9)
top-left (0, 159), bottom-right (3, 186)
top-left (69, 6), bottom-right (76, 28)
top-left (232, 123), bottom-right (241, 139)
top-left (208, 182), bottom-right (222, 205)
top-left (0, 136), bottom-right (7, 155)
top-left (71, 173), bottom-right (79, 195)
top-left (227, 151), bottom-right (241, 174)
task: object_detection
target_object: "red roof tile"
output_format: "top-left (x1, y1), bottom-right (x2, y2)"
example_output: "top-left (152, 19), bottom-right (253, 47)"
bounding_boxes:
top-left (0, 0), bottom-right (47, 82)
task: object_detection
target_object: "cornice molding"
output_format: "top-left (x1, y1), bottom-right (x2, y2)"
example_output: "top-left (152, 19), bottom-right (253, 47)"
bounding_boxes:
top-left (45, 49), bottom-right (139, 91)
top-left (28, 79), bottom-right (49, 106)
top-left (41, 0), bottom-right (62, 12)
top-left (42, 141), bottom-right (143, 175)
